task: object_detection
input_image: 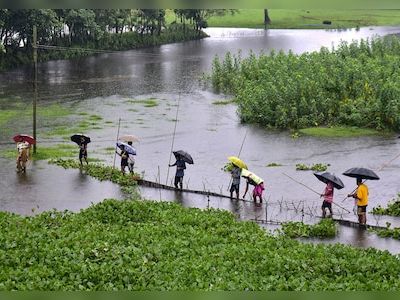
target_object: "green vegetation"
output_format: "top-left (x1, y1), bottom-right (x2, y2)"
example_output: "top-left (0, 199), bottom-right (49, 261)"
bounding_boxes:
top-left (371, 222), bottom-right (400, 240)
top-left (204, 9), bottom-right (400, 29)
top-left (2, 199), bottom-right (400, 290)
top-left (296, 163), bottom-right (329, 172)
top-left (0, 102), bottom-right (71, 128)
top-left (0, 144), bottom-right (76, 161)
top-left (266, 162), bottom-right (282, 167)
top-left (212, 99), bottom-right (236, 105)
top-left (88, 114), bottom-right (103, 121)
top-left (222, 162), bottom-right (234, 172)
top-left (280, 219), bottom-right (337, 238)
top-left (126, 98), bottom-right (159, 108)
top-left (1, 9), bottom-right (235, 71)
top-left (299, 126), bottom-right (383, 137)
top-left (49, 158), bottom-right (141, 195)
top-left (211, 37), bottom-right (400, 131)
top-left (372, 194), bottom-right (400, 216)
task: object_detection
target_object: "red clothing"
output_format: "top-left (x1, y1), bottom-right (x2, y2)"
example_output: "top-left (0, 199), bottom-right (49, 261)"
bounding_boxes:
top-left (323, 182), bottom-right (334, 203)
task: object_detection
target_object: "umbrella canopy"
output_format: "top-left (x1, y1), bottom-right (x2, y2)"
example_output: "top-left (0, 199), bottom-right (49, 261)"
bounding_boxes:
top-left (13, 134), bottom-right (36, 145)
top-left (119, 135), bottom-right (139, 143)
top-left (241, 169), bottom-right (263, 184)
top-left (173, 150), bottom-right (194, 164)
top-left (314, 172), bottom-right (345, 189)
top-left (228, 156), bottom-right (248, 170)
top-left (343, 167), bottom-right (379, 180)
top-left (71, 134), bottom-right (91, 145)
top-left (116, 141), bottom-right (136, 155)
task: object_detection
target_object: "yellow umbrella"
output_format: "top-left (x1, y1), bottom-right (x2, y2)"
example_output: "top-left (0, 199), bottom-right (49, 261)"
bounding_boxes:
top-left (228, 156), bottom-right (248, 170)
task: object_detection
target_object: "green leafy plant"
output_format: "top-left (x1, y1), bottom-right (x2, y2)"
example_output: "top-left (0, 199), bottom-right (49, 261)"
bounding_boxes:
top-left (370, 222), bottom-right (400, 240)
top-left (295, 163), bottom-right (329, 171)
top-left (2, 199), bottom-right (400, 290)
top-left (280, 219), bottom-right (337, 238)
top-left (372, 194), bottom-right (400, 216)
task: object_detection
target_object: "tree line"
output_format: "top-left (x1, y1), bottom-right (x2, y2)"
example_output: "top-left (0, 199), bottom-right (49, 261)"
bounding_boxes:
top-left (0, 9), bottom-right (235, 70)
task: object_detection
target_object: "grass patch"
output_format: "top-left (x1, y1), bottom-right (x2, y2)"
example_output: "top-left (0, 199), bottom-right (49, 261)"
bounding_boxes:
top-left (299, 127), bottom-right (383, 138)
top-left (266, 162), bottom-right (282, 167)
top-left (0, 144), bottom-right (76, 161)
top-left (88, 114), bottom-right (103, 121)
top-left (198, 9), bottom-right (400, 29)
top-left (126, 98), bottom-right (159, 107)
top-left (212, 99), bottom-right (236, 105)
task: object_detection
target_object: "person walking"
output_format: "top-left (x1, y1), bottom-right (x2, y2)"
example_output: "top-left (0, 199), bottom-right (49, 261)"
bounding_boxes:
top-left (16, 141), bottom-right (30, 173)
top-left (78, 137), bottom-right (88, 166)
top-left (116, 144), bottom-right (129, 174)
top-left (169, 154), bottom-right (186, 189)
top-left (127, 141), bottom-right (135, 174)
top-left (230, 165), bottom-right (241, 200)
top-left (242, 169), bottom-right (265, 204)
top-left (348, 178), bottom-right (369, 226)
top-left (320, 181), bottom-right (334, 217)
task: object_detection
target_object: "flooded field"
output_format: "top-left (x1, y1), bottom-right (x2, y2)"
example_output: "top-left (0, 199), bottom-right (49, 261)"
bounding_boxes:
top-left (1, 26), bottom-right (400, 252)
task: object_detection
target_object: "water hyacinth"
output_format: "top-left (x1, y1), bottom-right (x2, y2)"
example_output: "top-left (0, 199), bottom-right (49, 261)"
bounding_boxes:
top-left (211, 36), bottom-right (400, 131)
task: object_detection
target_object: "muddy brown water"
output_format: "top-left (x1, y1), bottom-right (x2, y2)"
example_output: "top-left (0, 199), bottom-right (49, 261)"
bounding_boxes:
top-left (1, 27), bottom-right (400, 253)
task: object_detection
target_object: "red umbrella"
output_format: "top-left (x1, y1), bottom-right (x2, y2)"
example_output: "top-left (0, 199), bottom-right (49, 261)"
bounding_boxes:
top-left (13, 134), bottom-right (36, 145)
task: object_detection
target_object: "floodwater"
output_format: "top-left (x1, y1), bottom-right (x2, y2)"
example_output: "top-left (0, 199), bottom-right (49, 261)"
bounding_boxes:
top-left (1, 26), bottom-right (400, 252)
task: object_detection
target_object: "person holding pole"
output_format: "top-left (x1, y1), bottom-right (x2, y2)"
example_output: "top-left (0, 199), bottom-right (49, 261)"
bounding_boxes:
top-left (320, 181), bottom-right (334, 218)
top-left (169, 154), bottom-right (186, 189)
top-left (116, 144), bottom-right (129, 174)
top-left (230, 165), bottom-right (241, 200)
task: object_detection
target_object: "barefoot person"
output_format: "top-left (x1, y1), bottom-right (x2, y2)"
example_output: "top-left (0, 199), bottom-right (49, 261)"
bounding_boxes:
top-left (321, 181), bottom-right (334, 218)
top-left (242, 169), bottom-right (265, 204)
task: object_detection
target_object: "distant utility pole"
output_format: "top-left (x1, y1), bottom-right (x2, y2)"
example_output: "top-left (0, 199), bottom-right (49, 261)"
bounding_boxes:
top-left (33, 25), bottom-right (37, 153)
top-left (264, 9), bottom-right (271, 30)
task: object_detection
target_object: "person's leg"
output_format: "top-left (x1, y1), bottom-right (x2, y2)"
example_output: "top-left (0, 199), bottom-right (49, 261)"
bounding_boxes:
top-left (179, 177), bottom-right (183, 189)
top-left (174, 176), bottom-right (179, 188)
top-left (322, 206), bottom-right (326, 218)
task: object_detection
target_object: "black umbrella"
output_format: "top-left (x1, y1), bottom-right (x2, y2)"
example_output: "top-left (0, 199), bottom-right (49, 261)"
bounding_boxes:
top-left (71, 134), bottom-right (91, 145)
top-left (173, 150), bottom-right (194, 164)
top-left (343, 167), bottom-right (379, 180)
top-left (314, 172), bottom-right (345, 189)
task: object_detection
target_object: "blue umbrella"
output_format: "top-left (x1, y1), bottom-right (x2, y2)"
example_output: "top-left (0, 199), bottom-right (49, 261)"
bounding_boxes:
top-left (116, 141), bottom-right (136, 155)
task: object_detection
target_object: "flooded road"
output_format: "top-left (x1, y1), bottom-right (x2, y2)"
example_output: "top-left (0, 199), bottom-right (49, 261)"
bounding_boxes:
top-left (1, 26), bottom-right (400, 251)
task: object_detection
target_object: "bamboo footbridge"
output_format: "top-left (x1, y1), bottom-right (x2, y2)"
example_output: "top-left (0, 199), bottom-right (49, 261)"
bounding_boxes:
top-left (135, 178), bottom-right (387, 230)
top-left (136, 178), bottom-right (244, 201)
